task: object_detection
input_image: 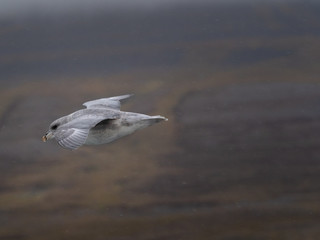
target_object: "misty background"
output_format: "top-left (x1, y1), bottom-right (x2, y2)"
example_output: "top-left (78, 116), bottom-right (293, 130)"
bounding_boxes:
top-left (1, 0), bottom-right (320, 239)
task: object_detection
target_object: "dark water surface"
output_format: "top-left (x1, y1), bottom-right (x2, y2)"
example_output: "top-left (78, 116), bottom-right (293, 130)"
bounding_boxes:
top-left (1, 1), bottom-right (320, 239)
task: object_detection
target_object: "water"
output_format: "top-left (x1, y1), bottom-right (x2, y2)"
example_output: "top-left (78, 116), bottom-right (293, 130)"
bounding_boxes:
top-left (1, 1), bottom-right (320, 239)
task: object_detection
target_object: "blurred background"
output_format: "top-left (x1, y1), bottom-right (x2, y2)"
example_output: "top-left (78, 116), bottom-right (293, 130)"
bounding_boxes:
top-left (1, 0), bottom-right (320, 239)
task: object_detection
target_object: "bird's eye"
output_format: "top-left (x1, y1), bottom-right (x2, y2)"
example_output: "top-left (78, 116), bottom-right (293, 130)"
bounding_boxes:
top-left (51, 124), bottom-right (59, 130)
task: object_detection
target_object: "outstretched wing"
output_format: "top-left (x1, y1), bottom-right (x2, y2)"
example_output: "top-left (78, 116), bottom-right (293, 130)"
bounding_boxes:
top-left (54, 109), bottom-right (121, 150)
top-left (83, 94), bottom-right (133, 110)
top-left (54, 128), bottom-right (89, 150)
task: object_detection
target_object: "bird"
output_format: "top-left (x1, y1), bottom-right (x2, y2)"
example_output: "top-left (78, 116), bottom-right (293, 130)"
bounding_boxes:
top-left (42, 94), bottom-right (168, 150)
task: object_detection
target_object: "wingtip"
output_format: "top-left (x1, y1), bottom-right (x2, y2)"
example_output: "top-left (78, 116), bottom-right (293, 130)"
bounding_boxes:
top-left (111, 94), bottom-right (134, 102)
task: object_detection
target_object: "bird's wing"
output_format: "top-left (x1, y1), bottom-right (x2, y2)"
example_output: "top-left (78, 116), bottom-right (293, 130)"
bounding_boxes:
top-left (54, 110), bottom-right (121, 150)
top-left (54, 128), bottom-right (89, 150)
top-left (67, 111), bottom-right (119, 128)
top-left (83, 94), bottom-right (133, 110)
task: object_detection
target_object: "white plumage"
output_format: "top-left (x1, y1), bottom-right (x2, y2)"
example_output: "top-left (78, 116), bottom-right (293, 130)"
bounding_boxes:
top-left (42, 95), bottom-right (168, 150)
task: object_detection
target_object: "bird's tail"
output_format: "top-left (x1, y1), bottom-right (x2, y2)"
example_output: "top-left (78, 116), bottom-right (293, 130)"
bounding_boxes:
top-left (142, 115), bottom-right (168, 125)
top-left (151, 115), bottom-right (168, 122)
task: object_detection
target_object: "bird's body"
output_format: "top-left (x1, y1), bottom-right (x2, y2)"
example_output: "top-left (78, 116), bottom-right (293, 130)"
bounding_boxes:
top-left (85, 111), bottom-right (165, 145)
top-left (43, 95), bottom-right (167, 150)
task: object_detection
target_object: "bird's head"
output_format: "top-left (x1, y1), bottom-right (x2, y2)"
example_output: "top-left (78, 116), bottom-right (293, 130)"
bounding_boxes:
top-left (42, 120), bottom-right (61, 142)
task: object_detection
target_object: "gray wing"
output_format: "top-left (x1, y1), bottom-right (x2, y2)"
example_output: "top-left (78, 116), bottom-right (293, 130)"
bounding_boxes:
top-left (55, 109), bottom-right (121, 150)
top-left (54, 128), bottom-right (89, 150)
top-left (83, 94), bottom-right (133, 110)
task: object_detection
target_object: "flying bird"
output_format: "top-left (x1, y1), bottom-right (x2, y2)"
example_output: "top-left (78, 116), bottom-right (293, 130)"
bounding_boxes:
top-left (42, 94), bottom-right (168, 150)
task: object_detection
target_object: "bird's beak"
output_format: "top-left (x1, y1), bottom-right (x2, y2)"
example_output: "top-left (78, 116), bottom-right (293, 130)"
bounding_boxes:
top-left (42, 132), bottom-right (53, 142)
